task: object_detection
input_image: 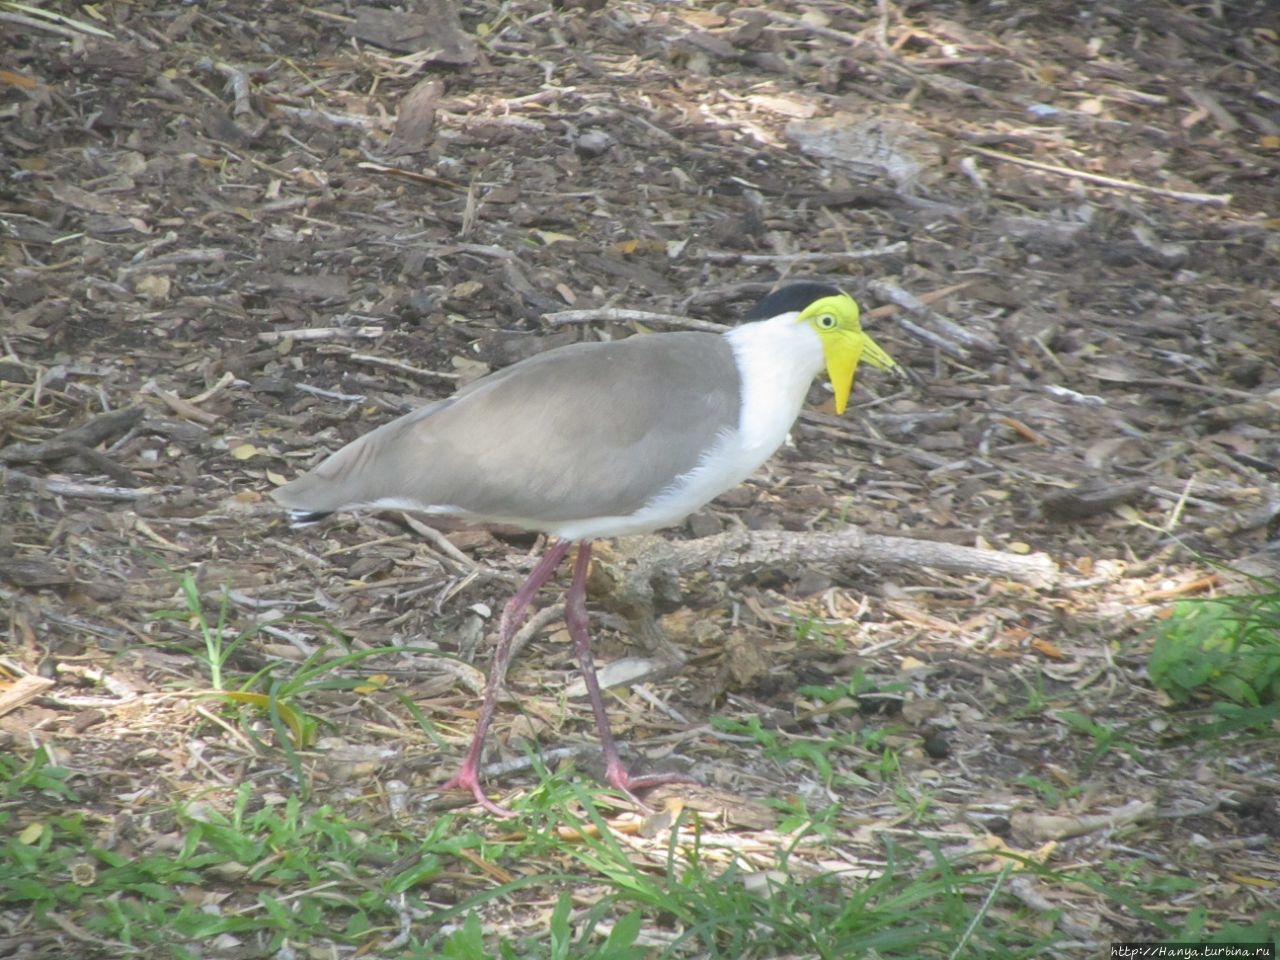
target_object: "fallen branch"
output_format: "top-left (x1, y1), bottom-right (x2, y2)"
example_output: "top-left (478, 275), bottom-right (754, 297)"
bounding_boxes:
top-left (141, 383), bottom-right (220, 426)
top-left (596, 527), bottom-right (1059, 647)
top-left (258, 326), bottom-right (385, 343)
top-left (669, 527), bottom-right (1058, 588)
top-left (867, 279), bottom-right (999, 357)
top-left (0, 406), bottom-right (143, 464)
top-left (346, 351), bottom-right (460, 383)
top-left (0, 406), bottom-right (144, 484)
top-left (1011, 799), bottom-right (1154, 843)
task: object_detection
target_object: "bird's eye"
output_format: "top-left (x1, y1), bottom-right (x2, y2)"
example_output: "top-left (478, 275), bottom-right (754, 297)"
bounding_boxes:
top-left (816, 314), bottom-right (837, 330)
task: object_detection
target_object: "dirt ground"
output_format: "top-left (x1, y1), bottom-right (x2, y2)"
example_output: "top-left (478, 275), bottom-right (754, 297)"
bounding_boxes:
top-left (2, 0), bottom-right (1279, 955)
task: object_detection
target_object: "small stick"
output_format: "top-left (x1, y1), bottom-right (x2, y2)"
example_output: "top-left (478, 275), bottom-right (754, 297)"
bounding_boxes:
top-left (214, 62), bottom-right (254, 117)
top-left (258, 326), bottom-right (385, 343)
top-left (964, 145), bottom-right (1232, 206)
top-left (868, 279), bottom-right (998, 355)
top-left (504, 603), bottom-right (567, 678)
top-left (294, 383), bottom-right (367, 403)
top-left (269, 103), bottom-right (378, 130)
top-left (33, 476), bottom-right (170, 501)
top-left (701, 242), bottom-right (909, 264)
top-left (544, 309), bottom-right (727, 334)
top-left (346, 352), bottom-right (459, 383)
top-left (142, 384), bottom-right (220, 426)
top-left (356, 161), bottom-right (464, 189)
top-left (0, 674), bottom-right (55, 718)
top-left (399, 514), bottom-right (484, 574)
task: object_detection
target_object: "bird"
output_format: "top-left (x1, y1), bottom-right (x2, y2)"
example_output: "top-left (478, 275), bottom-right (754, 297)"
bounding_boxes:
top-left (272, 281), bottom-right (901, 815)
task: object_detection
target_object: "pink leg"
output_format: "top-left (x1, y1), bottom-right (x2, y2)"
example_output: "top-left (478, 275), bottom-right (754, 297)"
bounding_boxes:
top-left (441, 539), bottom-right (571, 816)
top-left (564, 542), bottom-right (696, 804)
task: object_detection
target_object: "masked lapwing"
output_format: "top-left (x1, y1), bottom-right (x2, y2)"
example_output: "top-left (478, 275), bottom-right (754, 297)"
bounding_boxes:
top-left (273, 281), bottom-right (901, 814)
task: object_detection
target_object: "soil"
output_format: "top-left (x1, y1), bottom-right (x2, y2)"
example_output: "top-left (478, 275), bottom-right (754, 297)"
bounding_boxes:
top-left (2, 0), bottom-right (1278, 955)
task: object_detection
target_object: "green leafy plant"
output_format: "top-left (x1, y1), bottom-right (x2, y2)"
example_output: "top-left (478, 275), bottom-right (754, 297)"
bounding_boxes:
top-left (0, 748), bottom-right (77, 803)
top-left (1148, 594), bottom-right (1280, 707)
top-left (147, 570), bottom-right (263, 691)
top-left (147, 568), bottom-right (417, 767)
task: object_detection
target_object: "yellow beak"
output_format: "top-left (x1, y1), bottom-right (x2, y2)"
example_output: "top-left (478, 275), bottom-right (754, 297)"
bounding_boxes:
top-left (826, 331), bottom-right (898, 414)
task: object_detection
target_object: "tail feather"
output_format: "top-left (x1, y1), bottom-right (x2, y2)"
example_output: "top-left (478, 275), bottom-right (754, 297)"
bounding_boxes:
top-left (287, 509), bottom-right (333, 528)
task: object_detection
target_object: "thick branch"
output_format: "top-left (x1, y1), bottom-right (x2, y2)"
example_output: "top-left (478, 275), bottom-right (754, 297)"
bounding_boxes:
top-left (0, 406), bottom-right (144, 464)
top-left (608, 527), bottom-right (1058, 618)
top-left (723, 528), bottom-right (1055, 585)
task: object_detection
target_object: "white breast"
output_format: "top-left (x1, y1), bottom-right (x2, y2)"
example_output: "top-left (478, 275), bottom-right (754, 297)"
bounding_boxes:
top-left (551, 314), bottom-right (824, 541)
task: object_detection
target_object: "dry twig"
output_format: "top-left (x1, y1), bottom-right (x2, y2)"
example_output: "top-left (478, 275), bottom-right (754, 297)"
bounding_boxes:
top-left (964, 145), bottom-right (1232, 206)
top-left (543, 309), bottom-right (726, 334)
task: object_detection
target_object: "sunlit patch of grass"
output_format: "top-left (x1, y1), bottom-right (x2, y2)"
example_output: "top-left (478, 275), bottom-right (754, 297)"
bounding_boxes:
top-left (1014, 772), bottom-right (1083, 809)
top-left (708, 668), bottom-right (907, 793)
top-left (440, 895), bottom-right (648, 960)
top-left (1051, 708), bottom-right (1142, 774)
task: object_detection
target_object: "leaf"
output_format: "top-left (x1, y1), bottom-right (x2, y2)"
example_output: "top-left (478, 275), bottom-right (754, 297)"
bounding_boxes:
top-left (205, 691), bottom-right (312, 747)
top-left (532, 229), bottom-right (575, 245)
top-left (134, 274), bottom-right (171, 301)
top-left (440, 912), bottom-right (488, 960)
top-left (1032, 638), bottom-right (1065, 659)
top-left (353, 674), bottom-right (388, 694)
top-left (0, 68), bottom-right (39, 90)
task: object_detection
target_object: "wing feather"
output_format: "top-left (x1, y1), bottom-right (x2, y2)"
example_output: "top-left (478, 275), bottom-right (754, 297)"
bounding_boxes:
top-left (272, 332), bottom-right (742, 527)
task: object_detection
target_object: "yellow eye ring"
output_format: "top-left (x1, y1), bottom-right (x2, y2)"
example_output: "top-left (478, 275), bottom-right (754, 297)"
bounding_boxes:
top-left (816, 314), bottom-right (837, 330)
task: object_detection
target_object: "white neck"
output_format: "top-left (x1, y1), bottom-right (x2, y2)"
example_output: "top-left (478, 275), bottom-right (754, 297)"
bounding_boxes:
top-left (725, 313), bottom-right (825, 452)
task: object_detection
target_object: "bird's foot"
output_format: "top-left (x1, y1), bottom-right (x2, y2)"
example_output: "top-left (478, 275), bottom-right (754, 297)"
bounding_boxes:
top-left (440, 766), bottom-right (518, 819)
top-left (604, 758), bottom-right (699, 809)
top-left (441, 757), bottom-right (699, 818)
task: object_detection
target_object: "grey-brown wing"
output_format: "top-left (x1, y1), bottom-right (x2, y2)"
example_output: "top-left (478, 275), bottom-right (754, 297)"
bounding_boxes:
top-left (274, 332), bottom-right (742, 524)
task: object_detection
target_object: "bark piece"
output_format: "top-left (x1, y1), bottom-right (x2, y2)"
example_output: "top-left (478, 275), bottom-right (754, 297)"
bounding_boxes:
top-left (350, 2), bottom-right (478, 64)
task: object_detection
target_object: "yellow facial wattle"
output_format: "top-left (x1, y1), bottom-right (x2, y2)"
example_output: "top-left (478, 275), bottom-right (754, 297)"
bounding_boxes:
top-left (798, 293), bottom-right (899, 414)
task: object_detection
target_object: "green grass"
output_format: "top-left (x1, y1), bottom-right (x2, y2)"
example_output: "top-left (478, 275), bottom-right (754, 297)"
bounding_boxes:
top-left (145, 567), bottom-right (455, 792)
top-left (147, 569), bottom-right (257, 692)
top-left (6, 743), bottom-right (1279, 958)
top-left (483, 780), bottom-right (1066, 960)
top-left (708, 669), bottom-right (907, 792)
top-left (8, 578), bottom-right (1280, 956)
top-left (2, 749), bottom-right (1060, 959)
top-left (1, 750), bottom-right (478, 956)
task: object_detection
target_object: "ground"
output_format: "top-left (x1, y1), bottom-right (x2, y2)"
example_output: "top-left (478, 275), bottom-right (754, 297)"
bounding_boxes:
top-left (2, 0), bottom-right (1279, 957)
